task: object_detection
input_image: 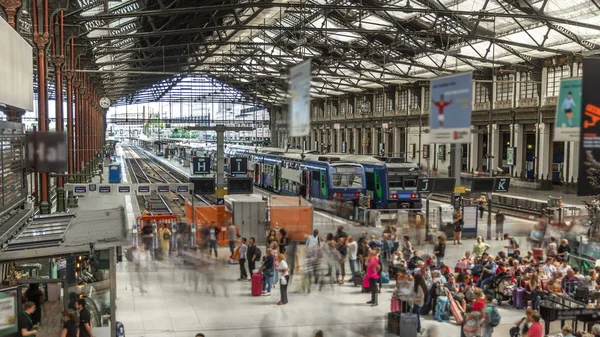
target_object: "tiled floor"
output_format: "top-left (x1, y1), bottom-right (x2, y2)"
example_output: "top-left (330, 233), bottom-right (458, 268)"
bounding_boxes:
top-left (115, 235), bottom-right (564, 337)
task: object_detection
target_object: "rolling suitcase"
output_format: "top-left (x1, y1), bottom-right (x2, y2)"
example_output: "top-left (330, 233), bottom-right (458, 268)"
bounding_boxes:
top-left (533, 248), bottom-right (544, 260)
top-left (386, 311), bottom-right (401, 335)
top-left (154, 248), bottom-right (164, 261)
top-left (352, 272), bottom-right (364, 287)
top-left (251, 273), bottom-right (263, 296)
top-left (512, 287), bottom-right (526, 309)
top-left (399, 313), bottom-right (418, 337)
top-left (448, 292), bottom-right (463, 325)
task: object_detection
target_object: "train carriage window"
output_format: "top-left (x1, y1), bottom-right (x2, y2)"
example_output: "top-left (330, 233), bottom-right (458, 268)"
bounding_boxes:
top-left (365, 171), bottom-right (375, 190)
top-left (312, 170), bottom-right (320, 182)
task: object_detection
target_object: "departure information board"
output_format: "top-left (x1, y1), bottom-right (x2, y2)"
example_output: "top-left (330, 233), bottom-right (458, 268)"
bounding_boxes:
top-left (0, 122), bottom-right (26, 217)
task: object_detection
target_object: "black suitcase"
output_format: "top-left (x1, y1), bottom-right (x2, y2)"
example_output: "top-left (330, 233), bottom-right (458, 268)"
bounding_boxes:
top-left (352, 273), bottom-right (364, 287)
top-left (386, 311), bottom-right (400, 335)
top-left (154, 248), bottom-right (164, 261)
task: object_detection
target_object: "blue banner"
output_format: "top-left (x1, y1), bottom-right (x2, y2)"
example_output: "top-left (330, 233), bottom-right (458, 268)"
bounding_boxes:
top-left (429, 72), bottom-right (472, 144)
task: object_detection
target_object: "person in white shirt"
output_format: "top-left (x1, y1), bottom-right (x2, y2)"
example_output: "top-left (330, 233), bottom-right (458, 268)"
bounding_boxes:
top-left (277, 253), bottom-right (289, 305)
top-left (237, 238), bottom-right (248, 281)
top-left (347, 236), bottom-right (358, 280)
top-left (542, 258), bottom-right (556, 277)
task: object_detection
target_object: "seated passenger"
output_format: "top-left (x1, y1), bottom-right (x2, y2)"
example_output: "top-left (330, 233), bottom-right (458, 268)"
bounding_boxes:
top-left (476, 256), bottom-right (498, 289)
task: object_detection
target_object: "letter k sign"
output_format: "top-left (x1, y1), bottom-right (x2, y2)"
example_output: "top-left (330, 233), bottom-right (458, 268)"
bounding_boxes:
top-left (494, 178), bottom-right (510, 192)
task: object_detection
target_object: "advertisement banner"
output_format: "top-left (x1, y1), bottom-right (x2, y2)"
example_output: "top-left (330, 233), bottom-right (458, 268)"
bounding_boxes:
top-left (429, 72), bottom-right (472, 144)
top-left (0, 290), bottom-right (17, 336)
top-left (554, 77), bottom-right (582, 142)
top-left (288, 60), bottom-right (311, 137)
top-left (578, 58), bottom-right (600, 196)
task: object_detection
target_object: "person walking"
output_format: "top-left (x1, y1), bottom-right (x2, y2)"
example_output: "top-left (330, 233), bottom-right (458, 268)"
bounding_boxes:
top-left (158, 224), bottom-right (172, 256)
top-left (207, 223), bottom-right (220, 259)
top-left (228, 222), bottom-right (237, 255)
top-left (75, 299), bottom-right (93, 337)
top-left (494, 210), bottom-right (505, 241)
top-left (60, 309), bottom-right (78, 337)
top-left (277, 253), bottom-right (290, 305)
top-left (278, 228), bottom-right (288, 254)
top-left (238, 238), bottom-right (248, 281)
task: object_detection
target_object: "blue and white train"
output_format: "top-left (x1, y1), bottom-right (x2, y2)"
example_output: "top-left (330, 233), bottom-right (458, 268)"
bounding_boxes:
top-left (226, 146), bottom-right (367, 205)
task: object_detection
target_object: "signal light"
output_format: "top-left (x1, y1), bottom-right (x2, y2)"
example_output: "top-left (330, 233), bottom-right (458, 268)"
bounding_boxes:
top-left (411, 194), bottom-right (417, 198)
top-left (355, 193), bottom-right (360, 197)
top-left (391, 194), bottom-right (398, 199)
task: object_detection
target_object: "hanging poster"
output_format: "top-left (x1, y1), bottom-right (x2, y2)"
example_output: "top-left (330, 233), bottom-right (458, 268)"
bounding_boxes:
top-left (506, 147), bottom-right (514, 165)
top-left (578, 58), bottom-right (600, 196)
top-left (0, 290), bottom-right (17, 336)
top-left (288, 60), bottom-right (311, 137)
top-left (429, 72), bottom-right (472, 144)
top-left (554, 77), bottom-right (582, 142)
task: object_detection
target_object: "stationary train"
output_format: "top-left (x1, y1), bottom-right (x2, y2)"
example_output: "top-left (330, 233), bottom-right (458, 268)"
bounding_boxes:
top-left (138, 139), bottom-right (422, 209)
top-left (227, 146), bottom-right (367, 205)
top-left (226, 145), bottom-right (422, 209)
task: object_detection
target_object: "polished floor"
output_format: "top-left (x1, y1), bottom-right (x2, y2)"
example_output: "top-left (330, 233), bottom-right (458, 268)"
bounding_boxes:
top-left (114, 237), bottom-right (565, 337)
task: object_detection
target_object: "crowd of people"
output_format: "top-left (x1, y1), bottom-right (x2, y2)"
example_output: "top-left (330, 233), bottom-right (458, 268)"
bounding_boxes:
top-left (130, 214), bottom-right (600, 337)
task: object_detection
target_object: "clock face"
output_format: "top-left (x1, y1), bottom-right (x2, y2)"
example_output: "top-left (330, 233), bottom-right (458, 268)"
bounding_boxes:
top-left (99, 97), bottom-right (111, 109)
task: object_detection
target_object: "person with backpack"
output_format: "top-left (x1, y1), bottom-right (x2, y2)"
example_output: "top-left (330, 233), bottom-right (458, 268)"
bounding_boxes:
top-left (462, 305), bottom-right (484, 337)
top-left (483, 294), bottom-right (501, 337)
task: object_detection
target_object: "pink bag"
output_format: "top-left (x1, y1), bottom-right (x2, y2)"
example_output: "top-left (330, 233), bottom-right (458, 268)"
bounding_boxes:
top-left (455, 261), bottom-right (468, 273)
top-left (363, 275), bottom-right (370, 289)
top-left (391, 297), bottom-right (401, 312)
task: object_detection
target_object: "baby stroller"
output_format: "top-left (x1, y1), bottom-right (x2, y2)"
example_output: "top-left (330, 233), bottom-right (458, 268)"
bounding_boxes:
top-left (484, 273), bottom-right (513, 305)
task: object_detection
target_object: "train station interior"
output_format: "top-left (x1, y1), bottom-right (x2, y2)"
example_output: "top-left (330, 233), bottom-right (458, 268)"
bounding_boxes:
top-left (1, 1), bottom-right (600, 337)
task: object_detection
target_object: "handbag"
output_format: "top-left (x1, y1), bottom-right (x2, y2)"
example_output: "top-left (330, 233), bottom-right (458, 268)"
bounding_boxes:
top-left (163, 233), bottom-right (171, 240)
top-left (280, 275), bottom-right (288, 285)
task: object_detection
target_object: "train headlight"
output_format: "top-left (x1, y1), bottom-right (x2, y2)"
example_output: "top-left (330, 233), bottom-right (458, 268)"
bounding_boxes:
top-left (354, 193), bottom-right (360, 197)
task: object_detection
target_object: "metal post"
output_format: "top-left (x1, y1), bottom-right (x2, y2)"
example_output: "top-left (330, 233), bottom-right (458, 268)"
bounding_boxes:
top-left (487, 157), bottom-right (493, 241)
top-left (109, 247), bottom-right (116, 337)
top-left (564, 142), bottom-right (570, 193)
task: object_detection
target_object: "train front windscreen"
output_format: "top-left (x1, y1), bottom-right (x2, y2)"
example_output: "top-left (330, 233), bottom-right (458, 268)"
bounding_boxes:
top-left (387, 168), bottom-right (418, 189)
top-left (330, 165), bottom-right (364, 188)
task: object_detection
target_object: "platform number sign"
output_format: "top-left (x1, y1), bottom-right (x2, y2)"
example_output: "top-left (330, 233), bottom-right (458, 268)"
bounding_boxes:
top-left (192, 157), bottom-right (211, 175)
top-left (417, 178), bottom-right (432, 193)
top-left (230, 158), bottom-right (247, 175)
top-left (493, 178), bottom-right (510, 193)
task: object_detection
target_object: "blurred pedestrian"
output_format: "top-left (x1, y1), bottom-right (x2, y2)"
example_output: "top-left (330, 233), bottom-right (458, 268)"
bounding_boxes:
top-left (60, 309), bottom-right (78, 337)
top-left (277, 253), bottom-right (289, 305)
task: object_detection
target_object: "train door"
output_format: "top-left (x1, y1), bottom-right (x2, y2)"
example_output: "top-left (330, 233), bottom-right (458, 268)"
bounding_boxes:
top-left (310, 170), bottom-right (321, 198)
top-left (254, 163), bottom-right (261, 185)
top-left (274, 165), bottom-right (281, 192)
top-left (300, 170), bottom-right (310, 199)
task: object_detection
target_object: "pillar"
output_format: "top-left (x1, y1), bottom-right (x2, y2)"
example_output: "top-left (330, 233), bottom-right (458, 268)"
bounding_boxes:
top-left (490, 124), bottom-right (500, 172)
top-left (371, 127), bottom-right (378, 155)
top-left (565, 141), bottom-right (579, 184)
top-left (52, 10), bottom-right (65, 189)
top-left (32, 0), bottom-right (51, 213)
top-left (469, 132), bottom-right (479, 172)
top-left (568, 142), bottom-right (580, 183)
top-left (353, 128), bottom-right (359, 154)
top-left (536, 123), bottom-right (551, 180)
top-left (512, 124), bottom-right (524, 178)
top-left (335, 128), bottom-right (342, 153)
top-left (393, 127), bottom-right (401, 158)
top-left (0, 0), bottom-right (22, 29)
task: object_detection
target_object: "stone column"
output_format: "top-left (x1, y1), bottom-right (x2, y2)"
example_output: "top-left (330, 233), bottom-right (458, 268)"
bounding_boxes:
top-left (371, 127), bottom-right (378, 155)
top-left (469, 131), bottom-right (479, 172)
top-left (513, 124), bottom-right (524, 178)
top-left (536, 123), bottom-right (551, 180)
top-left (565, 141), bottom-right (579, 184)
top-left (336, 128), bottom-right (342, 153)
top-left (353, 128), bottom-right (360, 154)
top-left (393, 126), bottom-right (401, 158)
top-left (490, 124), bottom-right (500, 172)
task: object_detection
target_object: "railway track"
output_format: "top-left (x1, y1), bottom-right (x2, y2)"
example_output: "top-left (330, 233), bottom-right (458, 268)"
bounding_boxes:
top-left (123, 146), bottom-right (178, 215)
top-left (428, 193), bottom-right (542, 219)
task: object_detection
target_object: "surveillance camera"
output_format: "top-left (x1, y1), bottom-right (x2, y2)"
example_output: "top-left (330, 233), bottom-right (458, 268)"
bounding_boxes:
top-left (495, 167), bottom-right (504, 174)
